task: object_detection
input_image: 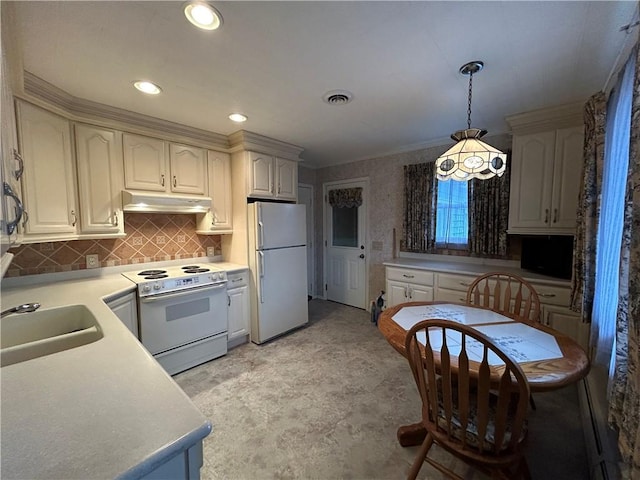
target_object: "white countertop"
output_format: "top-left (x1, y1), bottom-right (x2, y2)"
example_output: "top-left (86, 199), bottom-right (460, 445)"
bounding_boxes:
top-left (0, 273), bottom-right (212, 479)
top-left (383, 257), bottom-right (572, 287)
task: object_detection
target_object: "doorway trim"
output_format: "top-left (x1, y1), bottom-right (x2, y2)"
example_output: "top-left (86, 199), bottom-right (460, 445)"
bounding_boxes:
top-left (322, 176), bottom-right (370, 309)
top-left (298, 182), bottom-right (315, 298)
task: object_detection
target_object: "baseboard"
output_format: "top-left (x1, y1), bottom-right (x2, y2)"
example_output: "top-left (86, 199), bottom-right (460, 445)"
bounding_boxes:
top-left (578, 366), bottom-right (621, 479)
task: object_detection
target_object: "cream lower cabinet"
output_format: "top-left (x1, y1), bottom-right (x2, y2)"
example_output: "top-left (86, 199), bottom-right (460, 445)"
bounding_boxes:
top-left (385, 267), bottom-right (434, 306)
top-left (106, 291), bottom-right (139, 338)
top-left (16, 100), bottom-right (79, 240)
top-left (227, 270), bottom-right (250, 343)
top-left (385, 264), bottom-right (589, 350)
top-left (74, 123), bottom-right (124, 236)
top-left (196, 151), bottom-right (232, 234)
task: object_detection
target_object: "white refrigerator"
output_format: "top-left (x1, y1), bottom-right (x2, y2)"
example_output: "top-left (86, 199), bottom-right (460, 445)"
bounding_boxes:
top-left (247, 202), bottom-right (309, 344)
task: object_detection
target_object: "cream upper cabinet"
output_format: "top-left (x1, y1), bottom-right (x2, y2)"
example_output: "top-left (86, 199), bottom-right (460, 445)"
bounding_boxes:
top-left (508, 126), bottom-right (583, 234)
top-left (123, 134), bottom-right (206, 195)
top-left (169, 143), bottom-right (206, 195)
top-left (74, 123), bottom-right (124, 235)
top-left (123, 133), bottom-right (168, 192)
top-left (247, 151), bottom-right (298, 201)
top-left (248, 151), bottom-right (274, 198)
top-left (196, 150), bottom-right (232, 234)
top-left (16, 100), bottom-right (78, 237)
top-left (276, 157), bottom-right (297, 201)
top-left (507, 103), bottom-right (584, 235)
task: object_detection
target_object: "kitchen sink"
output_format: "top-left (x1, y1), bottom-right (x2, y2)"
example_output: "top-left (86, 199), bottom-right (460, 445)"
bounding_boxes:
top-left (1, 305), bottom-right (103, 367)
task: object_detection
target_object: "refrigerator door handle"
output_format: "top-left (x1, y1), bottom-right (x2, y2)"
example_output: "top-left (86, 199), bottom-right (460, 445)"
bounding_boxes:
top-left (258, 251), bottom-right (265, 303)
top-left (257, 203), bottom-right (264, 249)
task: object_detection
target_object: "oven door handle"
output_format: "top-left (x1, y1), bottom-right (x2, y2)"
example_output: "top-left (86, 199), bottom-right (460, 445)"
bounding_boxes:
top-left (139, 283), bottom-right (227, 303)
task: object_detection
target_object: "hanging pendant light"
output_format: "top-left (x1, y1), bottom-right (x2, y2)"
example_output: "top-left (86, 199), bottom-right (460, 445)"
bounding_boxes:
top-left (435, 61), bottom-right (507, 181)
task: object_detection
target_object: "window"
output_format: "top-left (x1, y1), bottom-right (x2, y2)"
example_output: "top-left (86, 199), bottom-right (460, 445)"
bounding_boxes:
top-left (436, 180), bottom-right (468, 247)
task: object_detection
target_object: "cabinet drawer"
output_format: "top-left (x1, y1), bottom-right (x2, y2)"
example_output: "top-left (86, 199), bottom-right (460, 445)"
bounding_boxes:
top-left (227, 270), bottom-right (248, 288)
top-left (436, 273), bottom-right (475, 292)
top-left (386, 267), bottom-right (434, 286)
top-left (435, 288), bottom-right (467, 304)
top-left (530, 283), bottom-right (571, 307)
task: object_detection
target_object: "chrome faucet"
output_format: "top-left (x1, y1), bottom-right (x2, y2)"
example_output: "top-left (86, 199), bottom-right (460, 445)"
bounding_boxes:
top-left (1, 303), bottom-right (41, 318)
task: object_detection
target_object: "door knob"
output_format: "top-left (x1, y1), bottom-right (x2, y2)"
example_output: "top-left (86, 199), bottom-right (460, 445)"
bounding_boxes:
top-left (359, 254), bottom-right (365, 259)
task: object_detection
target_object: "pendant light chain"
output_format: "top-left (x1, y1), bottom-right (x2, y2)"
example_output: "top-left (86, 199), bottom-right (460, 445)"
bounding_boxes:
top-left (467, 71), bottom-right (473, 130)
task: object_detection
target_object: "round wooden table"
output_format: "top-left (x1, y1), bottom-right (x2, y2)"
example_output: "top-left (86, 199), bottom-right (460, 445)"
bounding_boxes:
top-left (378, 301), bottom-right (591, 446)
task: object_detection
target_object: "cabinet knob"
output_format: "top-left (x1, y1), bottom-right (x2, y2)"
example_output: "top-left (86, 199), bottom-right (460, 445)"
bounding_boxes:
top-left (173, 175), bottom-right (177, 188)
top-left (161, 174), bottom-right (165, 187)
top-left (553, 208), bottom-right (558, 223)
top-left (13, 149), bottom-right (24, 181)
top-left (544, 208), bottom-right (549, 224)
top-left (71, 210), bottom-right (77, 227)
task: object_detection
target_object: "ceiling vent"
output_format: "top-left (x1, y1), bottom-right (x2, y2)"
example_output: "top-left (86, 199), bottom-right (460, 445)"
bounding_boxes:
top-left (323, 90), bottom-right (353, 105)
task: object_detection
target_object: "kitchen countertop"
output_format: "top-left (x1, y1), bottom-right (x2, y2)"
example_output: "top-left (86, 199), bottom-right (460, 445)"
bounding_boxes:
top-left (0, 273), bottom-right (212, 479)
top-left (383, 257), bottom-right (572, 286)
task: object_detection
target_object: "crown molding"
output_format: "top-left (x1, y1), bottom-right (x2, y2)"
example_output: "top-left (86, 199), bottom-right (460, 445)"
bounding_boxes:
top-left (506, 102), bottom-right (584, 134)
top-left (228, 130), bottom-right (304, 160)
top-left (22, 71), bottom-right (230, 150)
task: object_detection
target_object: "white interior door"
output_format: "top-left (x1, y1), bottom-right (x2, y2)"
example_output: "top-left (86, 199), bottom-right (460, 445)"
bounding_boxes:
top-left (298, 184), bottom-right (314, 298)
top-left (324, 179), bottom-right (368, 309)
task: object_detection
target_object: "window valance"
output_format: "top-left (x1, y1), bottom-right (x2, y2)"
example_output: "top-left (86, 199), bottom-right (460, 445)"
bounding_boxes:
top-left (328, 188), bottom-right (363, 208)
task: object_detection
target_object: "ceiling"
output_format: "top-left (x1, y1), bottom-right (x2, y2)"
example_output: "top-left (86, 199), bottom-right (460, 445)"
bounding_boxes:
top-left (6, 1), bottom-right (639, 168)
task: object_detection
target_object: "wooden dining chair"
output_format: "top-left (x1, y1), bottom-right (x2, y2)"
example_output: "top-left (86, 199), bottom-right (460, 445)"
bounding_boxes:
top-left (465, 272), bottom-right (541, 323)
top-left (405, 319), bottom-right (532, 480)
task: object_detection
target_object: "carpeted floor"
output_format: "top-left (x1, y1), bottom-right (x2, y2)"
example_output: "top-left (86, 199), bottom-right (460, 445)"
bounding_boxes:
top-left (174, 299), bottom-right (589, 480)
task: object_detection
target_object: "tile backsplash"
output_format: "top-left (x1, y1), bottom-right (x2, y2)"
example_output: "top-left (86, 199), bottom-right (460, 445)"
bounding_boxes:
top-left (6, 213), bottom-right (222, 277)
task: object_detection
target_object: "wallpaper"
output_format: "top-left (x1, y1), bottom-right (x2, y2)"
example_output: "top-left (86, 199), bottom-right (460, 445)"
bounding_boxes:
top-left (6, 213), bottom-right (222, 277)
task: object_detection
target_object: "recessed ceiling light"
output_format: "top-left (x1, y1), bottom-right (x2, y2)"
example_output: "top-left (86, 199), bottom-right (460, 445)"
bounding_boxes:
top-left (133, 81), bottom-right (162, 95)
top-left (183, 1), bottom-right (223, 30)
top-left (229, 113), bottom-right (248, 123)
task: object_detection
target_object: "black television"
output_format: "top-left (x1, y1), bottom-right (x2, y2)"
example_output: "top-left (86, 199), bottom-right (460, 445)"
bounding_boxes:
top-left (520, 235), bottom-right (574, 280)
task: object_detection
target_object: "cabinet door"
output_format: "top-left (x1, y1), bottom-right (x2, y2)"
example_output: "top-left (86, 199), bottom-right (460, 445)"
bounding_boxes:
top-left (275, 158), bottom-right (297, 200)
top-left (75, 124), bottom-right (124, 234)
top-left (17, 101), bottom-right (77, 235)
top-left (228, 285), bottom-right (250, 340)
top-left (542, 304), bottom-right (589, 351)
top-left (107, 292), bottom-right (139, 338)
top-left (123, 133), bottom-right (167, 192)
top-left (408, 284), bottom-right (433, 302)
top-left (248, 151), bottom-right (273, 198)
top-left (551, 126), bottom-right (583, 231)
top-left (386, 280), bottom-right (408, 307)
top-left (207, 151), bottom-right (232, 230)
top-left (169, 143), bottom-right (206, 195)
top-left (1, 51), bottom-right (21, 249)
top-left (508, 131), bottom-right (556, 232)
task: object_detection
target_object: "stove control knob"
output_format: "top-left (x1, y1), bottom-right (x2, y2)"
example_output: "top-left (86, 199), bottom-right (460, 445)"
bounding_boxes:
top-left (153, 283), bottom-right (161, 290)
top-left (142, 285), bottom-right (151, 293)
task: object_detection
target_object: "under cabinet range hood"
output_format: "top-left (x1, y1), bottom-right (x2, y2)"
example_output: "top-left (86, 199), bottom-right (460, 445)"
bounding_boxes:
top-left (122, 190), bottom-right (212, 214)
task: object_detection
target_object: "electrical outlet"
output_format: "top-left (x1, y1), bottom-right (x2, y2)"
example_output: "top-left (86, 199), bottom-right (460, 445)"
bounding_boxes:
top-left (206, 247), bottom-right (216, 257)
top-left (86, 254), bottom-right (100, 269)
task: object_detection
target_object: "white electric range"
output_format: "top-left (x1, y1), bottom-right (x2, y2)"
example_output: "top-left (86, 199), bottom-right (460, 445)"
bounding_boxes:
top-left (122, 263), bottom-right (228, 375)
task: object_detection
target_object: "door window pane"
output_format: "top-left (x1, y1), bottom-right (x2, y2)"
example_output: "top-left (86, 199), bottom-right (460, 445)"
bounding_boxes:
top-left (332, 206), bottom-right (358, 247)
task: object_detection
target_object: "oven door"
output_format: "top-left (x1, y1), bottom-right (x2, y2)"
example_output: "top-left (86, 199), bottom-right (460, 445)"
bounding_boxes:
top-left (139, 283), bottom-right (228, 355)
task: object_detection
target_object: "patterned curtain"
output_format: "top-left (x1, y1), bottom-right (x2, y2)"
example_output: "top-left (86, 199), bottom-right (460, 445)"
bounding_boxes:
top-left (467, 153), bottom-right (511, 257)
top-left (403, 162), bottom-right (436, 252)
top-left (328, 188), bottom-right (362, 208)
top-left (570, 93), bottom-right (607, 320)
top-left (609, 44), bottom-right (640, 478)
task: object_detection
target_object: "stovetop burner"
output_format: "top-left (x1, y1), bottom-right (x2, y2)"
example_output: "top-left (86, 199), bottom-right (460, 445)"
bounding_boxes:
top-left (181, 265), bottom-right (201, 270)
top-left (138, 269), bottom-right (167, 276)
top-left (144, 274), bottom-right (169, 279)
top-left (183, 268), bottom-right (210, 274)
